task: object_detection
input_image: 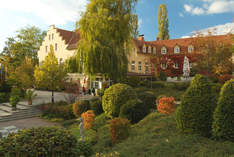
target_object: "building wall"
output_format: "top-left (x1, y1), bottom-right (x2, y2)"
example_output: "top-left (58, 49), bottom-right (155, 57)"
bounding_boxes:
top-left (38, 25), bottom-right (76, 63)
top-left (127, 46), bottom-right (152, 74)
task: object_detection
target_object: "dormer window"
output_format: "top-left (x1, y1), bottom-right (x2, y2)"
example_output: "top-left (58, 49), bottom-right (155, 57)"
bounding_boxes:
top-left (188, 45), bottom-right (194, 53)
top-left (161, 47), bottom-right (167, 54)
top-left (148, 46), bottom-right (151, 53)
top-left (143, 45), bottom-right (146, 53)
top-left (174, 46), bottom-right (180, 54)
top-left (153, 47), bottom-right (156, 55)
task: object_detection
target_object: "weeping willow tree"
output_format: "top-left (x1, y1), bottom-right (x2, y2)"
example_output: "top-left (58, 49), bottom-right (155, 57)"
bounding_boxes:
top-left (76, 0), bottom-right (138, 82)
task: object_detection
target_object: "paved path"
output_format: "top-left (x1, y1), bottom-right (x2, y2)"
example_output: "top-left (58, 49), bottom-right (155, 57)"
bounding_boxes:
top-left (0, 90), bottom-right (94, 117)
top-left (0, 117), bottom-right (61, 129)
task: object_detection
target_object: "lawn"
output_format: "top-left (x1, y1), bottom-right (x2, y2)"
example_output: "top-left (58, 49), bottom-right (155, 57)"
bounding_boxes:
top-left (67, 112), bottom-right (234, 157)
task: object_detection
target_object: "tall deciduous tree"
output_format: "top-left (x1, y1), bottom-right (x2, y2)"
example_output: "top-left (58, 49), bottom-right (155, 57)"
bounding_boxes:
top-left (34, 45), bottom-right (67, 103)
top-left (157, 4), bottom-right (169, 40)
top-left (76, 0), bottom-right (138, 82)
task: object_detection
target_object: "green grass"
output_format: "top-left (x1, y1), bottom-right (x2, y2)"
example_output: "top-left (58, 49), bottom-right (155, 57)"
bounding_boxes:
top-left (69, 112), bottom-right (234, 157)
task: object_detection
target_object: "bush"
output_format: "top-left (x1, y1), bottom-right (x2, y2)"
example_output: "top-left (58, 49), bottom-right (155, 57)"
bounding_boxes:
top-left (151, 81), bottom-right (166, 88)
top-left (109, 118), bottom-right (130, 144)
top-left (173, 82), bottom-right (190, 91)
top-left (119, 99), bottom-right (148, 124)
top-left (90, 98), bottom-right (103, 116)
top-left (73, 100), bottom-right (90, 117)
top-left (0, 127), bottom-right (78, 157)
top-left (10, 87), bottom-right (22, 98)
top-left (97, 88), bottom-right (105, 97)
top-left (0, 81), bottom-right (11, 93)
top-left (0, 92), bottom-right (9, 103)
top-left (218, 74), bottom-right (233, 84)
top-left (176, 74), bottom-right (217, 137)
top-left (211, 83), bottom-right (222, 97)
top-left (157, 96), bottom-right (176, 115)
top-left (92, 113), bottom-right (110, 131)
top-left (9, 95), bottom-right (20, 108)
top-left (212, 79), bottom-right (234, 141)
top-left (159, 71), bottom-right (167, 81)
top-left (138, 91), bottom-right (156, 111)
top-left (75, 141), bottom-right (93, 157)
top-left (123, 76), bottom-right (141, 87)
top-left (41, 101), bottom-right (75, 120)
top-left (102, 83), bottom-right (136, 118)
top-left (81, 110), bottom-right (96, 130)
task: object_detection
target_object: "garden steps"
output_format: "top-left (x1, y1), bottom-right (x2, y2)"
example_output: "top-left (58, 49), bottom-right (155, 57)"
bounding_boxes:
top-left (0, 107), bottom-right (41, 123)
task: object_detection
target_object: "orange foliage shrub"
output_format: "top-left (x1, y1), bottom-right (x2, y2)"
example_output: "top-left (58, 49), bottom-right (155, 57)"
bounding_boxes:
top-left (81, 110), bottom-right (95, 129)
top-left (109, 118), bottom-right (130, 144)
top-left (218, 74), bottom-right (233, 84)
top-left (157, 96), bottom-right (176, 114)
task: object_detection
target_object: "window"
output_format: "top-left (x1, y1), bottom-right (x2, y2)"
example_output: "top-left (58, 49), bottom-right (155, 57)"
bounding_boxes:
top-left (55, 43), bottom-right (58, 51)
top-left (148, 46), bottom-right (151, 53)
top-left (174, 62), bottom-right (179, 69)
top-left (161, 47), bottom-right (167, 54)
top-left (174, 46), bottom-right (180, 54)
top-left (153, 47), bottom-right (156, 55)
top-left (45, 46), bottom-right (48, 53)
top-left (49, 35), bottom-right (51, 40)
top-left (143, 45), bottom-right (146, 53)
top-left (188, 45), bottom-right (194, 53)
top-left (145, 62), bottom-right (149, 73)
top-left (138, 61), bottom-right (142, 71)
top-left (131, 61), bottom-right (135, 71)
top-left (161, 63), bottom-right (167, 70)
top-left (189, 62), bottom-right (193, 68)
top-left (52, 34), bottom-right (54, 40)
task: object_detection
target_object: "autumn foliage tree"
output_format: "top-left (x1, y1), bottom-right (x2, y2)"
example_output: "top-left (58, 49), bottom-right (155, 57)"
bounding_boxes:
top-left (81, 110), bottom-right (96, 130)
top-left (157, 96), bottom-right (176, 114)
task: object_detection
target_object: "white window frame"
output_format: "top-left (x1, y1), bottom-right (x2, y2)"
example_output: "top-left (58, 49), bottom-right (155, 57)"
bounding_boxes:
top-left (145, 62), bottom-right (149, 73)
top-left (174, 46), bottom-right (180, 54)
top-left (148, 46), bottom-right (151, 53)
top-left (153, 47), bottom-right (156, 55)
top-left (189, 62), bottom-right (193, 68)
top-left (131, 61), bottom-right (135, 71)
top-left (143, 45), bottom-right (146, 53)
top-left (161, 47), bottom-right (167, 54)
top-left (174, 62), bottom-right (179, 69)
top-left (188, 45), bottom-right (194, 53)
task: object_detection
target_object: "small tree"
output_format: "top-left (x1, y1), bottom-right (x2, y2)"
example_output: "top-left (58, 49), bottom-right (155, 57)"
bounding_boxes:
top-left (157, 4), bottom-right (169, 40)
top-left (34, 45), bottom-right (67, 103)
top-left (176, 74), bottom-right (216, 137)
top-left (157, 96), bottom-right (176, 115)
top-left (81, 110), bottom-right (96, 130)
top-left (212, 79), bottom-right (234, 141)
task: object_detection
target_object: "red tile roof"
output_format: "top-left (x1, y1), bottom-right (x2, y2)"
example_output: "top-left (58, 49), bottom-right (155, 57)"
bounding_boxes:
top-left (56, 28), bottom-right (81, 50)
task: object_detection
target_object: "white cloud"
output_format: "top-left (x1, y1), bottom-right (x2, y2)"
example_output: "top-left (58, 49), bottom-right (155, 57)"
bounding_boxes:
top-left (179, 13), bottom-right (184, 17)
top-left (0, 0), bottom-right (88, 25)
top-left (184, 0), bottom-right (234, 15)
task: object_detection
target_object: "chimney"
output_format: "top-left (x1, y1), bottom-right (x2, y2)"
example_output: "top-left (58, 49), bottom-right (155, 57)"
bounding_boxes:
top-left (50, 24), bottom-right (55, 30)
top-left (157, 37), bottom-right (160, 41)
top-left (138, 34), bottom-right (144, 41)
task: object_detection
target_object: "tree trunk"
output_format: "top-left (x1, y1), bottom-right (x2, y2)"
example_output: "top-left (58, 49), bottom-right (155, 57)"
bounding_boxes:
top-left (51, 90), bottom-right (54, 104)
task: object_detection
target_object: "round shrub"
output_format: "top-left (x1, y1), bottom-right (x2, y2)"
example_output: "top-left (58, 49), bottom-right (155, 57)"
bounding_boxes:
top-left (92, 113), bottom-right (110, 131)
top-left (0, 127), bottom-right (78, 157)
top-left (102, 83), bottom-right (136, 118)
top-left (90, 98), bottom-right (103, 115)
top-left (176, 74), bottom-right (217, 137)
top-left (119, 99), bottom-right (148, 124)
top-left (73, 100), bottom-right (90, 117)
top-left (212, 79), bottom-right (234, 141)
top-left (138, 91), bottom-right (156, 112)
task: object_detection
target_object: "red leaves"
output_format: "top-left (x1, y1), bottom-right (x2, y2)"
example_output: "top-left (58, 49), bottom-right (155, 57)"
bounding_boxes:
top-left (81, 110), bottom-right (95, 130)
top-left (157, 96), bottom-right (176, 115)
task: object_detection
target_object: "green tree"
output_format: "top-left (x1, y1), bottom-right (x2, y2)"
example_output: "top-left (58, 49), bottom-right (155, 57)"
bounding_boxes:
top-left (76, 0), bottom-right (138, 82)
top-left (157, 4), bottom-right (169, 40)
top-left (34, 45), bottom-right (67, 103)
top-left (212, 79), bottom-right (234, 141)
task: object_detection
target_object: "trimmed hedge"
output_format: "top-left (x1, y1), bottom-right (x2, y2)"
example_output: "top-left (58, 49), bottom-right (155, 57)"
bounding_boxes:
top-left (90, 98), bottom-right (103, 116)
top-left (73, 100), bottom-right (90, 117)
top-left (119, 99), bottom-right (148, 124)
top-left (0, 127), bottom-right (78, 157)
top-left (102, 83), bottom-right (136, 118)
top-left (138, 91), bottom-right (156, 112)
top-left (176, 74), bottom-right (217, 137)
top-left (212, 79), bottom-right (234, 141)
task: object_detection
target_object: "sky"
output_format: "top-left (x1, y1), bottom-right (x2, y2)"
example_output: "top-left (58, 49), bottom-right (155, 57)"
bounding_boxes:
top-left (0, 0), bottom-right (233, 51)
